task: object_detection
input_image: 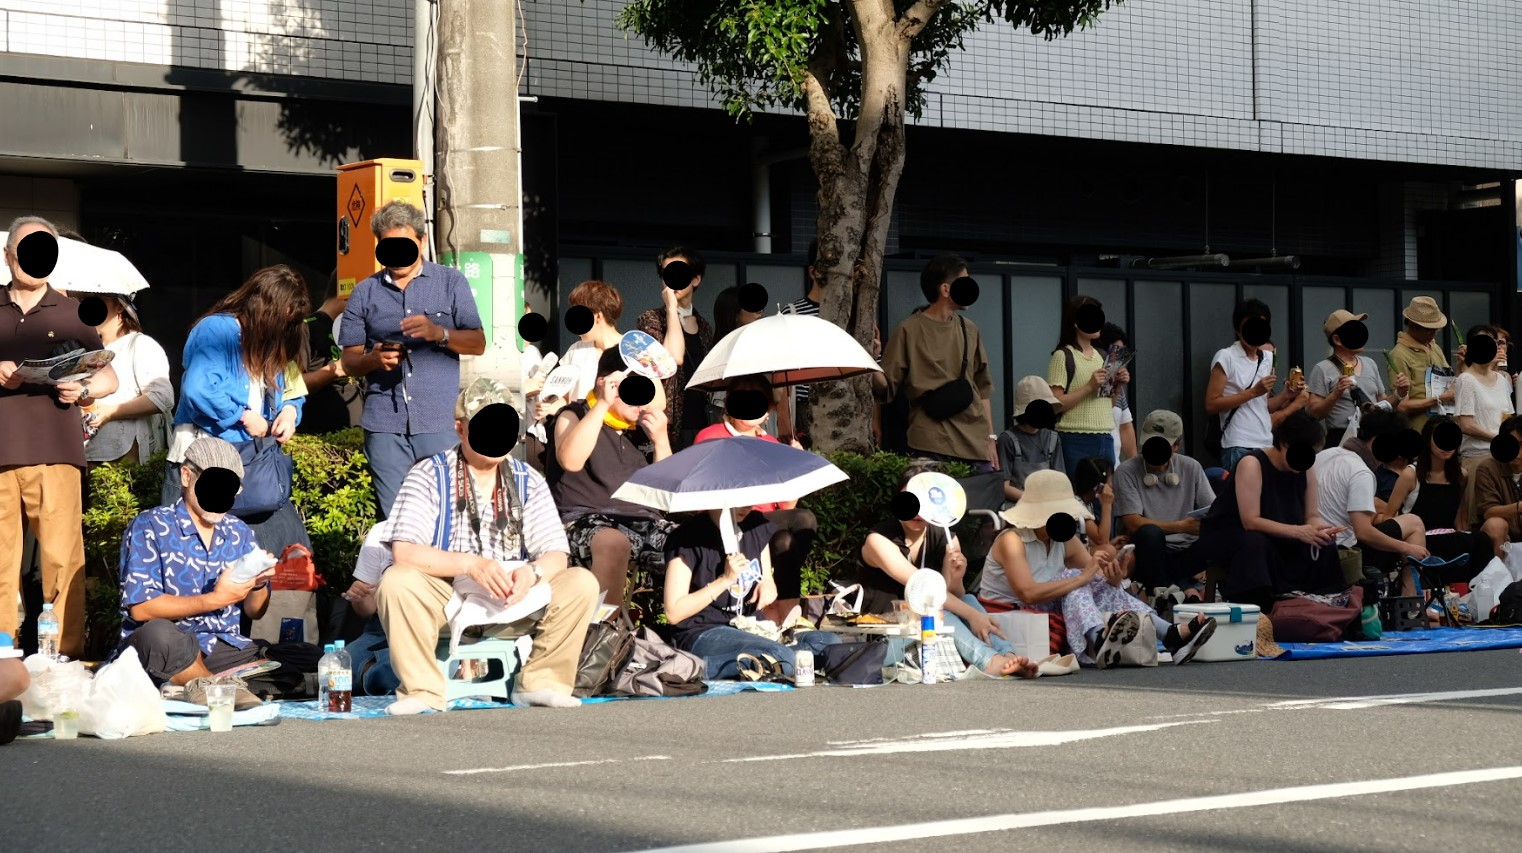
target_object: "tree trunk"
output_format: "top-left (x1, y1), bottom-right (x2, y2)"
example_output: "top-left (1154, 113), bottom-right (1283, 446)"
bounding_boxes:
top-left (809, 29), bottom-right (910, 455)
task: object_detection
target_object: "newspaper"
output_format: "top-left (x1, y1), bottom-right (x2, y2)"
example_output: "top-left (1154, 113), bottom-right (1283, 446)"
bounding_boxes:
top-left (1427, 367), bottom-right (1455, 416)
top-left (13, 348), bottom-right (115, 385)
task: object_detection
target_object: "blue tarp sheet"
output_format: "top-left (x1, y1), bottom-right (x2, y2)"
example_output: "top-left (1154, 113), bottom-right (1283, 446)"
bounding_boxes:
top-left (1273, 626), bottom-right (1522, 660)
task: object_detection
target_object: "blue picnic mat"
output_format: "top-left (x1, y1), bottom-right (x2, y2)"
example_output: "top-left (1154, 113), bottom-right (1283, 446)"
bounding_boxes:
top-left (279, 679), bottom-right (793, 721)
top-left (1272, 626), bottom-right (1522, 661)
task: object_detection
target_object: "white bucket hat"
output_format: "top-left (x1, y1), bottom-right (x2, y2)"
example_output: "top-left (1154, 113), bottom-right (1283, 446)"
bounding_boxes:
top-left (999, 469), bottom-right (1093, 529)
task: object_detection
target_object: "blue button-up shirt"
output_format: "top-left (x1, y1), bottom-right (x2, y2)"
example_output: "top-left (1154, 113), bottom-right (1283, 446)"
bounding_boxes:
top-left (118, 500), bottom-right (259, 656)
top-left (338, 261), bottom-right (483, 435)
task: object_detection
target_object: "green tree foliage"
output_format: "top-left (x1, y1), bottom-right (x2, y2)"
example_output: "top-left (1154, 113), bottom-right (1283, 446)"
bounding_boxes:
top-left (616, 0), bottom-right (1120, 453)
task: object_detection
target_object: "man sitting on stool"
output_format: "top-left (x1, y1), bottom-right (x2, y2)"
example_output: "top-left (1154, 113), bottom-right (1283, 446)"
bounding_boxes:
top-left (373, 378), bottom-right (598, 715)
top-left (1114, 411), bottom-right (1216, 594)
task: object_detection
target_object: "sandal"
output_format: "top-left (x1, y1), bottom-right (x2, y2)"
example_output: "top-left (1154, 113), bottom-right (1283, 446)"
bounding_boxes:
top-left (736, 653), bottom-right (767, 682)
top-left (1164, 614), bottom-right (1217, 665)
top-left (1091, 611), bottom-right (1141, 670)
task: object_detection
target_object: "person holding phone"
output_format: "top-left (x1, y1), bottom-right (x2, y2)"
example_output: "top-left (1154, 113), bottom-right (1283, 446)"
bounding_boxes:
top-left (339, 200), bottom-right (486, 519)
top-left (1197, 411), bottom-right (1350, 613)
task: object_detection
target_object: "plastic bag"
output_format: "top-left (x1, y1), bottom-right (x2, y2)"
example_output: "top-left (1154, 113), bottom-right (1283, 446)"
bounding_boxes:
top-left (79, 653), bottom-right (167, 739)
top-left (1471, 557), bottom-right (1512, 623)
top-left (18, 654), bottom-right (80, 721)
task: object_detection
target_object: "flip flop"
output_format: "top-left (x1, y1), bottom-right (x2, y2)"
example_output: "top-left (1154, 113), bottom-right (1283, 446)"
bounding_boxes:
top-left (1093, 611), bottom-right (1141, 670)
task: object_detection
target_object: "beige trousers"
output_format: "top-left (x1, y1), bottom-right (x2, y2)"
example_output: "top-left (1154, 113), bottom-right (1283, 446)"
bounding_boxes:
top-left (0, 464), bottom-right (86, 659)
top-left (376, 563), bottom-right (599, 710)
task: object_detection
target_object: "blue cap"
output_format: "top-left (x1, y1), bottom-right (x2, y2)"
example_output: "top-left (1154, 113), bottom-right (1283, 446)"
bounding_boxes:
top-left (324, 643), bottom-right (335, 653)
top-left (0, 631), bottom-right (13, 647)
top-left (334, 640), bottom-right (345, 650)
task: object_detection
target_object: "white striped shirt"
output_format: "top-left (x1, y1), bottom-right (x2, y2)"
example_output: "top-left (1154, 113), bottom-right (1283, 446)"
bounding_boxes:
top-left (782, 297), bottom-right (820, 404)
top-left (383, 452), bottom-right (569, 563)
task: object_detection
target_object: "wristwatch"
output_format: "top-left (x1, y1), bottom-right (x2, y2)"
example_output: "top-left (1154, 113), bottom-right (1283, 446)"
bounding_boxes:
top-left (79, 379), bottom-right (92, 400)
top-left (439, 328), bottom-right (452, 348)
top-left (529, 562), bottom-right (544, 582)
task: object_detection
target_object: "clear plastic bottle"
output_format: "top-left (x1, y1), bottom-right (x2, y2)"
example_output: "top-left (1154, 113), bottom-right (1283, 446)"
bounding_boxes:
top-left (36, 603), bottom-right (60, 661)
top-left (317, 643), bottom-right (335, 711)
top-left (329, 640), bottom-right (352, 713)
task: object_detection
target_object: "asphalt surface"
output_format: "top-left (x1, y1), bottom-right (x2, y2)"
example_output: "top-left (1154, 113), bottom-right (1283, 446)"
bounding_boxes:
top-left (5, 649), bottom-right (1522, 852)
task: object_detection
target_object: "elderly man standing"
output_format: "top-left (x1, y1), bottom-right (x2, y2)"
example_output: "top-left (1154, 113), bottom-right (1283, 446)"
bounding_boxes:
top-left (339, 200), bottom-right (486, 518)
top-left (370, 378), bottom-right (598, 715)
top-left (0, 216), bottom-right (120, 659)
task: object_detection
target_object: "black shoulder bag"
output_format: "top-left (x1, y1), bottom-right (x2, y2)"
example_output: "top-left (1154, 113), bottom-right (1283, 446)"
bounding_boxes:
top-left (1205, 349), bottom-right (1265, 456)
top-left (917, 317), bottom-right (975, 420)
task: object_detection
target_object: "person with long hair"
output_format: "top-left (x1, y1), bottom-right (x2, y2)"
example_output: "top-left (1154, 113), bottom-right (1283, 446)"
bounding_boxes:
top-left (164, 265), bottom-right (313, 558)
top-left (1048, 296), bottom-right (1128, 481)
top-left (1381, 416), bottom-right (1490, 575)
top-left (84, 293), bottom-right (174, 464)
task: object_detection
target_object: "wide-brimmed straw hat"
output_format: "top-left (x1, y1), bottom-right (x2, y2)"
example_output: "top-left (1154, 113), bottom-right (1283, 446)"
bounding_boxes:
top-left (999, 469), bottom-right (1094, 529)
top-left (1402, 296), bottom-right (1446, 330)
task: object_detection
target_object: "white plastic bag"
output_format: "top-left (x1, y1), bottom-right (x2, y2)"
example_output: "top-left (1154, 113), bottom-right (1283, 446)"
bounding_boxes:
top-left (79, 653), bottom-right (167, 739)
top-left (1471, 557), bottom-right (1512, 623)
top-left (1502, 544), bottom-right (1522, 583)
top-left (18, 654), bottom-right (79, 721)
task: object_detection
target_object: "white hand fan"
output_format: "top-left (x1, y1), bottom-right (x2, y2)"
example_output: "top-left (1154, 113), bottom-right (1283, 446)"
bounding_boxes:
top-left (904, 568), bottom-right (948, 616)
top-left (538, 364), bottom-right (580, 404)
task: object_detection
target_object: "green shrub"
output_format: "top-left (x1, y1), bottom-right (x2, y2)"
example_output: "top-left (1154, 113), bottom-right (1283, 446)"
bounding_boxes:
top-left (797, 452), bottom-right (971, 594)
top-left (82, 436), bottom-right (960, 638)
top-left (83, 432), bottom-right (377, 649)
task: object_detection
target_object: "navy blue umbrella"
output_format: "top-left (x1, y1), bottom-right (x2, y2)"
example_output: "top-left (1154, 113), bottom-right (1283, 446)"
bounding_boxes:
top-left (612, 437), bottom-right (847, 513)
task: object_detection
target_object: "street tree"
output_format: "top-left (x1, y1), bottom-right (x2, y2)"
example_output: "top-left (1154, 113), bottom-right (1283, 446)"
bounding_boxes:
top-left (617, 0), bottom-right (1120, 452)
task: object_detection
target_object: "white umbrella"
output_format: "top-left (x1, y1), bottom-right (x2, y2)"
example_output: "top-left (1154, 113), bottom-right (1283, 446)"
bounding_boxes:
top-left (687, 313), bottom-right (880, 391)
top-left (0, 231), bottom-right (151, 295)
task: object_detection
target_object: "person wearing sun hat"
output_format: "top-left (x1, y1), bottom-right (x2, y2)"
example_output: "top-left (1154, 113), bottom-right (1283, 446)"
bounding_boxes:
top-left (1389, 296), bottom-right (1453, 431)
top-left (997, 376), bottom-right (1065, 505)
top-left (1307, 309), bottom-right (1408, 449)
top-left (979, 469), bottom-right (1218, 667)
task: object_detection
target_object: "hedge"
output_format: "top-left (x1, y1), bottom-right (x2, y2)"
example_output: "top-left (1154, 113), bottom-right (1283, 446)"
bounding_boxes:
top-left (81, 438), bottom-right (965, 652)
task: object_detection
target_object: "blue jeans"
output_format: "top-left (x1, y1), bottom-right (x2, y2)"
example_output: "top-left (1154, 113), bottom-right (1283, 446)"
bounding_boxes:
top-left (688, 627), bottom-right (841, 680)
top-left (345, 621), bottom-right (402, 696)
top-left (1219, 446), bottom-right (1259, 473)
top-left (942, 594), bottom-right (1015, 670)
top-left (365, 430), bottom-right (460, 519)
top-left (1058, 433), bottom-right (1114, 481)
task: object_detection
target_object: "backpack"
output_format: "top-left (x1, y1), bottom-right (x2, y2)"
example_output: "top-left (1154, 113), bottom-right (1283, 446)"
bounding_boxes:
top-left (1492, 581), bottom-right (1522, 625)
top-left (611, 628), bottom-right (709, 698)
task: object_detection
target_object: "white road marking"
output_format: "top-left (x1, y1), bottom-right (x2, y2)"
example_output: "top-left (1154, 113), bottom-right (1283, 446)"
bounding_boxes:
top-left (1149, 686), bottom-right (1522, 719)
top-left (1266, 687), bottom-right (1522, 711)
top-left (634, 767), bottom-right (1522, 853)
top-left (444, 755), bottom-right (670, 776)
top-left (722, 721), bottom-right (1212, 763)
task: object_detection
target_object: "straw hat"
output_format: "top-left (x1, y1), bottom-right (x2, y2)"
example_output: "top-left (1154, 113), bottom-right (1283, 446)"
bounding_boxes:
top-left (1402, 296), bottom-right (1446, 330)
top-left (999, 469), bottom-right (1094, 529)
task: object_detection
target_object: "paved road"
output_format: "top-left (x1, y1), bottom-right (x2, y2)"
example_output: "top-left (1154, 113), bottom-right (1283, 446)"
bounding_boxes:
top-left (5, 649), bottom-right (1522, 852)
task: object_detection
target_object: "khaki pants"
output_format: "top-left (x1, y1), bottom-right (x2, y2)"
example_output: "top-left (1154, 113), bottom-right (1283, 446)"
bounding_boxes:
top-left (0, 464), bottom-right (86, 659)
top-left (376, 563), bottom-right (599, 710)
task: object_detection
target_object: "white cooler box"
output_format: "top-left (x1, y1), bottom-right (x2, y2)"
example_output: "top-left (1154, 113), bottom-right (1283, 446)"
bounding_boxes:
top-left (1173, 603), bottom-right (1259, 662)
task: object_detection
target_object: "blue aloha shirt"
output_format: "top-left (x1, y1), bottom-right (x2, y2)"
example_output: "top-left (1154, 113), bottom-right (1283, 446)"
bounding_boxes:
top-left (118, 500), bottom-right (260, 655)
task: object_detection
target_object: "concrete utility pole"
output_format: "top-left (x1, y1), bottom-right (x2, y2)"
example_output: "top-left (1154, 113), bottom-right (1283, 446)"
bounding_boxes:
top-left (433, 0), bottom-right (523, 387)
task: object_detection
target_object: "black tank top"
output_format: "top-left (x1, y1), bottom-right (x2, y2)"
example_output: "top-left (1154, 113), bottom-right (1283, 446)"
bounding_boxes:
top-left (1411, 479), bottom-right (1461, 531)
top-left (546, 401), bottom-right (658, 521)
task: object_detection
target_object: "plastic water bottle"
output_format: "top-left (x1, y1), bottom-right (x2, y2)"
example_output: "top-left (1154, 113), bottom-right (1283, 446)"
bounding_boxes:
top-left (317, 643), bottom-right (335, 711)
top-left (325, 641), bottom-right (352, 713)
top-left (36, 603), bottom-right (60, 661)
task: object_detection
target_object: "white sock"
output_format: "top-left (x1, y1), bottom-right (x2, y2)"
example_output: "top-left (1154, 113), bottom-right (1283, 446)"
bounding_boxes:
top-left (385, 697), bottom-right (438, 716)
top-left (516, 689), bottom-right (582, 708)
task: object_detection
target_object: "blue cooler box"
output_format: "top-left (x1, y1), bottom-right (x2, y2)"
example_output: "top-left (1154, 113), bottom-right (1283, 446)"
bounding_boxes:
top-left (1172, 602), bottom-right (1259, 661)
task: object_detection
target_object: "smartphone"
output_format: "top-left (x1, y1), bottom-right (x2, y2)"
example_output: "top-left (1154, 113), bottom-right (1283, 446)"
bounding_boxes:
top-left (379, 340), bottom-right (405, 351)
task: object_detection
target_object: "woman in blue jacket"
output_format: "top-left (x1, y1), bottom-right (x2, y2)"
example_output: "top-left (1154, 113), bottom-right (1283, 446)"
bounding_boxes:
top-left (163, 265), bottom-right (314, 564)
